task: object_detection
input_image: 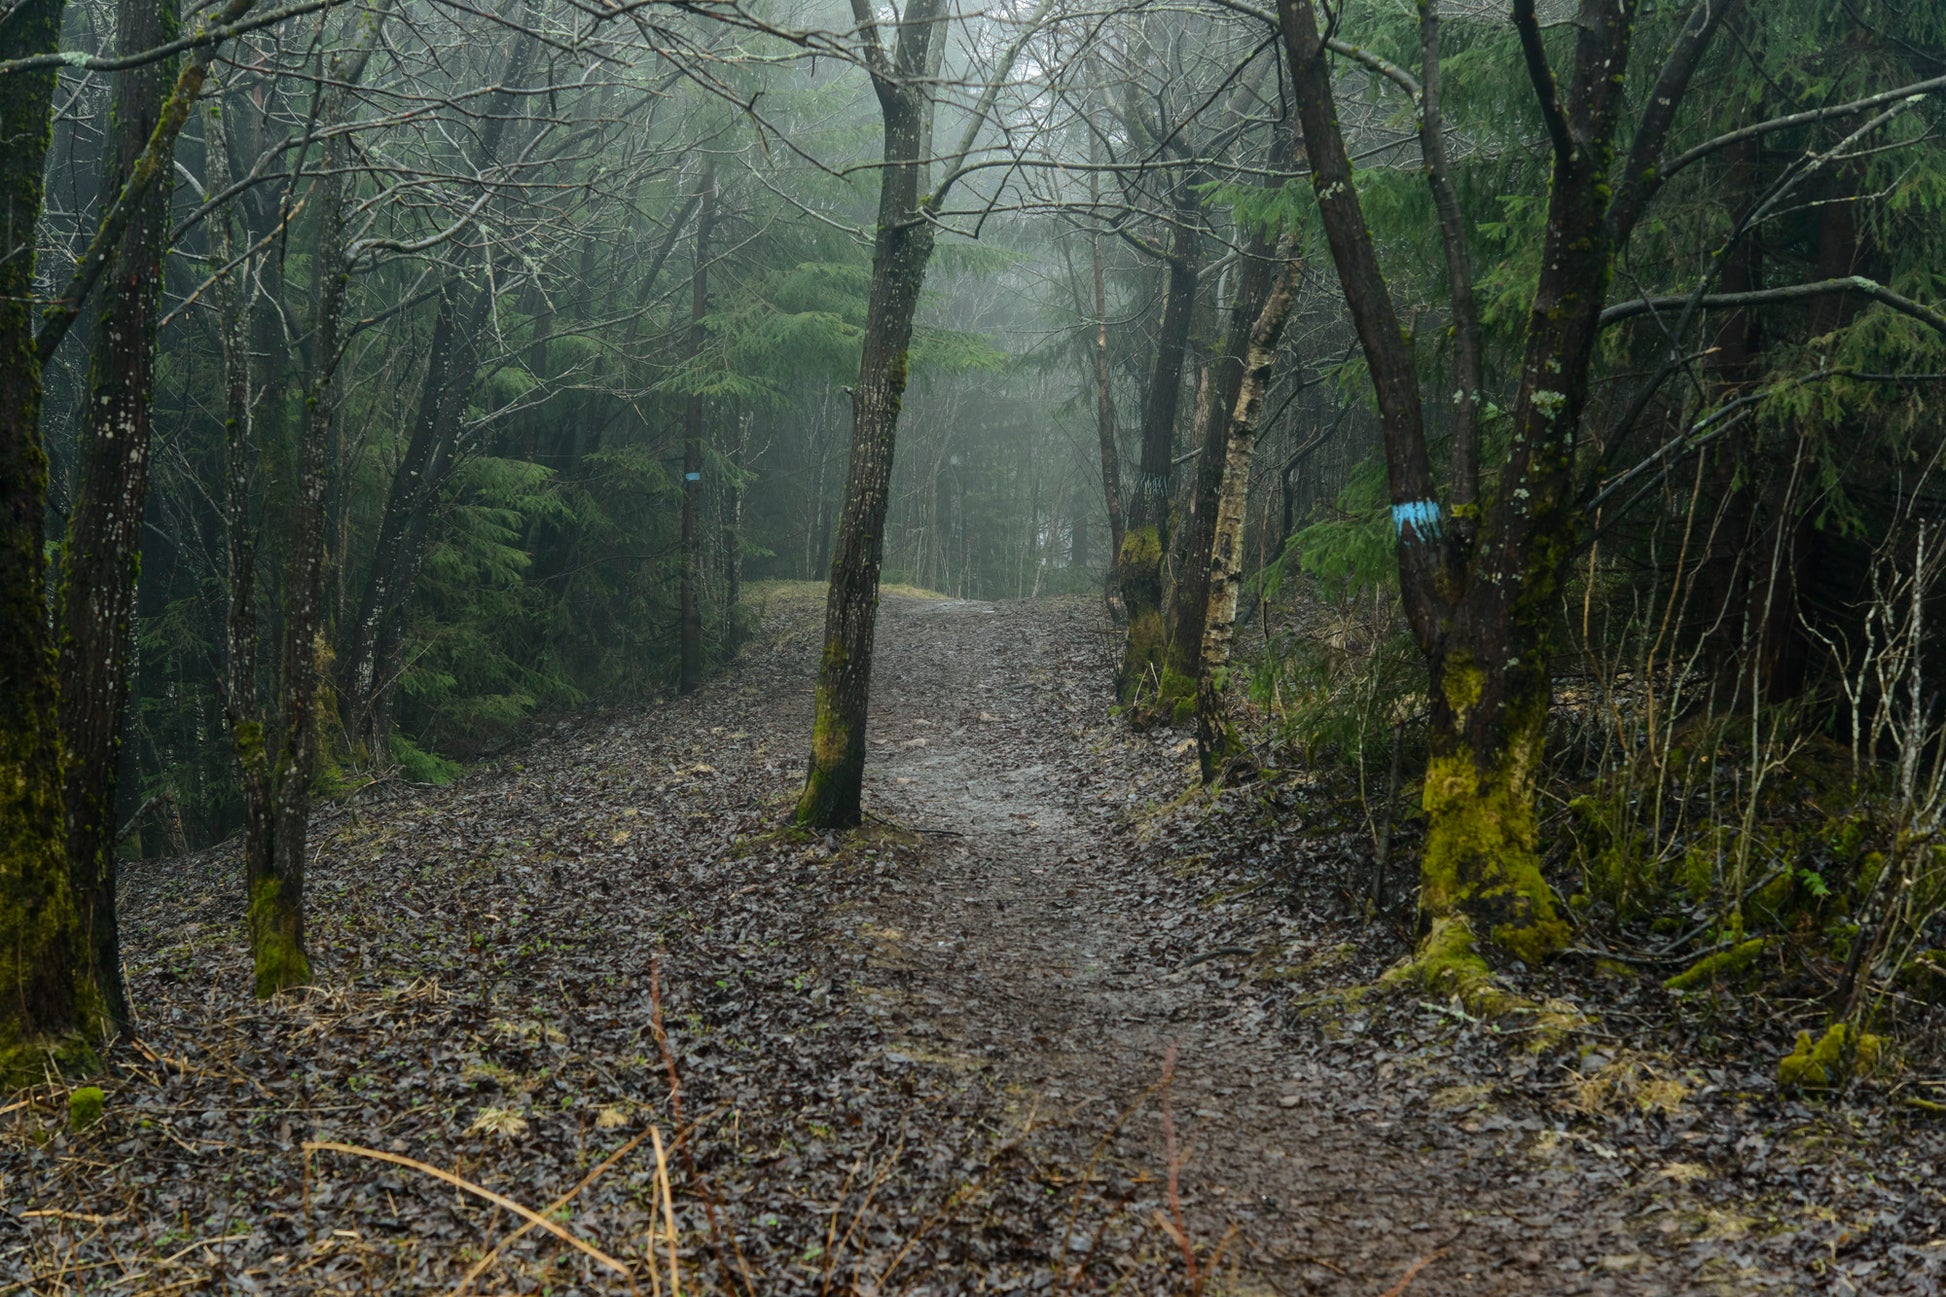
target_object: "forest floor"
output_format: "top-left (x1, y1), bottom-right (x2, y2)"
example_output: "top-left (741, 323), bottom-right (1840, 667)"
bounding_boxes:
top-left (5, 586), bottom-right (1945, 1295)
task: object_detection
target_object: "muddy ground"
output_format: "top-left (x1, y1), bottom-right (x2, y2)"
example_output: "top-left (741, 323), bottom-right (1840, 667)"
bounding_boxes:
top-left (3, 588), bottom-right (1942, 1294)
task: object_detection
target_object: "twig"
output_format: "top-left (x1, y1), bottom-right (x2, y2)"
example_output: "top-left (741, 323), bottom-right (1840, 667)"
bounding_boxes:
top-left (651, 1126), bottom-right (683, 1297)
top-left (449, 1131), bottom-right (648, 1297)
top-left (649, 958), bottom-right (756, 1296)
top-left (1158, 1043), bottom-right (1198, 1295)
top-left (1182, 946), bottom-right (1256, 968)
top-left (303, 1141), bottom-right (635, 1288)
top-left (1376, 1247), bottom-right (1448, 1297)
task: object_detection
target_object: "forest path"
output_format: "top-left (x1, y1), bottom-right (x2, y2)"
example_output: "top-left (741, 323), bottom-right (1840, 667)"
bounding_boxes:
top-left (842, 595), bottom-right (1679, 1296)
top-left (10, 589), bottom-right (1818, 1296)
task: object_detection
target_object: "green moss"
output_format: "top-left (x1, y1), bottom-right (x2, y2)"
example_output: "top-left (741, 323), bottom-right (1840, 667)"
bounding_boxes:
top-left (1440, 656), bottom-right (1485, 720)
top-left (1777, 1023), bottom-right (1885, 1091)
top-left (1157, 667), bottom-right (1198, 724)
top-left (1750, 870), bottom-right (1798, 926)
top-left (1420, 749), bottom-right (1569, 966)
top-left (248, 876), bottom-right (310, 999)
top-left (68, 1085), bottom-right (104, 1130)
top-left (808, 684), bottom-right (848, 768)
top-left (1898, 950), bottom-right (1946, 1002)
top-left (233, 718), bottom-right (265, 766)
top-left (1824, 816), bottom-right (1868, 861)
top-left (1678, 844), bottom-right (1716, 903)
top-left (1664, 937), bottom-right (1767, 992)
top-left (1383, 917), bottom-right (1580, 1046)
top-left (1117, 525), bottom-right (1162, 571)
top-left (1854, 852), bottom-right (1886, 899)
top-left (1383, 916), bottom-right (1502, 1001)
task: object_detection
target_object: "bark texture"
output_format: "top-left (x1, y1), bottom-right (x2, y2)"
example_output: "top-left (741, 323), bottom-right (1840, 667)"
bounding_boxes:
top-left (1115, 190), bottom-right (1200, 704)
top-left (679, 162), bottom-right (718, 694)
top-left (0, 0), bottom-right (101, 1082)
top-left (56, 0), bottom-right (182, 1037)
top-left (1195, 251), bottom-right (1304, 781)
top-left (794, 0), bottom-right (946, 827)
top-left (1166, 172), bottom-right (1290, 700)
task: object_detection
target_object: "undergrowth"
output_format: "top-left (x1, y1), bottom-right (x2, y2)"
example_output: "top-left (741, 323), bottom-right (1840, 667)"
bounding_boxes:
top-left (1238, 481), bottom-right (1946, 1095)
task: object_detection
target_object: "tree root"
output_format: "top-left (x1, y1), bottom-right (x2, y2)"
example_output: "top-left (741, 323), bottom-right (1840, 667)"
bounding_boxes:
top-left (1381, 917), bottom-right (1585, 1051)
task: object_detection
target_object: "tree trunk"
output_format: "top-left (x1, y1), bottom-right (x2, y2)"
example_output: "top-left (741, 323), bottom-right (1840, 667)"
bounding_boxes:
top-left (56, 0), bottom-right (182, 1036)
top-left (0, 0), bottom-right (103, 1081)
top-left (723, 411), bottom-right (748, 649)
top-left (205, 97), bottom-right (278, 1006)
top-left (1196, 250), bottom-right (1304, 780)
top-left (1088, 170), bottom-right (1124, 575)
top-left (342, 287), bottom-right (459, 754)
top-left (1167, 211), bottom-right (1285, 699)
top-left (679, 162), bottom-right (718, 694)
top-left (1276, 0), bottom-right (1732, 964)
top-left (245, 11), bottom-right (393, 994)
top-left (796, 0), bottom-right (945, 828)
top-left (1116, 187), bottom-right (1200, 704)
top-left (249, 152), bottom-right (352, 1000)
top-left (340, 31), bottom-right (532, 753)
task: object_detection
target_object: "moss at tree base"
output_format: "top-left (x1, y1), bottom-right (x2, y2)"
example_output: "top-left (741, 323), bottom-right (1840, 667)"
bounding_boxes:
top-left (1419, 750), bottom-right (1570, 966)
top-left (0, 1031), bottom-right (99, 1092)
top-left (248, 877), bottom-right (311, 999)
top-left (1115, 525), bottom-right (1166, 704)
top-left (1382, 917), bottom-right (1582, 1049)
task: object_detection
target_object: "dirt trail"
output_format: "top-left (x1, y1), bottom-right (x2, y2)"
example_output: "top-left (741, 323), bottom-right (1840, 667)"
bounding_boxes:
top-left (844, 596), bottom-right (1676, 1296)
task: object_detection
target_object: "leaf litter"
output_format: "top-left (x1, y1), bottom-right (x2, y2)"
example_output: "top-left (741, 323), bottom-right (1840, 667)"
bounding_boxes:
top-left (2, 589), bottom-right (1941, 1294)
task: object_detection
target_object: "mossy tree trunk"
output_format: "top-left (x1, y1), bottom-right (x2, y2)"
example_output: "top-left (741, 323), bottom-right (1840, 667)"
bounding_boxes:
top-left (1278, 0), bottom-right (1741, 963)
top-left (247, 144), bottom-right (349, 1000)
top-left (56, 0), bottom-right (182, 1038)
top-left (238, 7), bottom-right (392, 995)
top-left (795, 0), bottom-right (946, 828)
top-left (205, 95), bottom-right (281, 1003)
top-left (1115, 186), bottom-right (1200, 705)
top-left (679, 161), bottom-right (717, 695)
top-left (0, 0), bottom-right (105, 1084)
top-left (1195, 249), bottom-right (1303, 781)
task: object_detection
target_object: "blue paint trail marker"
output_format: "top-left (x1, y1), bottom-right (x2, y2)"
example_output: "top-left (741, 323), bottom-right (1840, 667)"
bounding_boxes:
top-left (685, 471), bottom-right (702, 482)
top-left (1392, 499), bottom-right (1442, 542)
